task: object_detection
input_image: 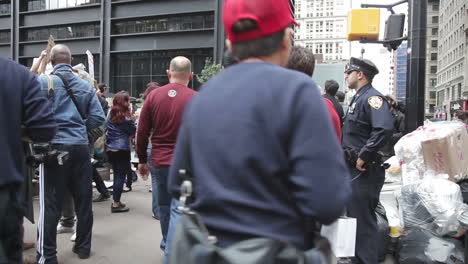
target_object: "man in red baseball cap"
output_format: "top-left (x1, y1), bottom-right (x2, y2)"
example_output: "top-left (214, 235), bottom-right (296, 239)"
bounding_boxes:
top-left (167, 0), bottom-right (351, 256)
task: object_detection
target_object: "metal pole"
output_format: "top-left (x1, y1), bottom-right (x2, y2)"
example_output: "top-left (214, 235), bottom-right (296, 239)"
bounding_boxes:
top-left (102, 0), bottom-right (111, 85)
top-left (405, 0), bottom-right (427, 132)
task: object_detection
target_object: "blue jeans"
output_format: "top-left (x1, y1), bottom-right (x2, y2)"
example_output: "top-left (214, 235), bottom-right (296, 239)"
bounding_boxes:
top-left (149, 164), bottom-right (160, 218)
top-left (107, 151), bottom-right (131, 203)
top-left (164, 199), bottom-right (182, 262)
top-left (156, 167), bottom-right (171, 250)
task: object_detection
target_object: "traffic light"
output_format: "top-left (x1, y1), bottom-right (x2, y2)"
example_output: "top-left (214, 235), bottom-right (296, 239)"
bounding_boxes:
top-left (347, 9), bottom-right (380, 41)
top-left (383, 14), bottom-right (406, 51)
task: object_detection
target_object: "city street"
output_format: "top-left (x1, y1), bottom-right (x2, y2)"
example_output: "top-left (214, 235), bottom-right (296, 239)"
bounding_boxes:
top-left (21, 179), bottom-right (398, 264)
top-left (22, 180), bottom-right (163, 264)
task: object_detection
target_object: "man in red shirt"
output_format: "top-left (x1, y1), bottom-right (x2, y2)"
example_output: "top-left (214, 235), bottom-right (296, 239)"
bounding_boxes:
top-left (136, 56), bottom-right (197, 251)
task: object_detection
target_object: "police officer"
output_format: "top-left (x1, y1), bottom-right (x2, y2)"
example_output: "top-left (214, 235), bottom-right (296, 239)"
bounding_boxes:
top-left (342, 57), bottom-right (393, 264)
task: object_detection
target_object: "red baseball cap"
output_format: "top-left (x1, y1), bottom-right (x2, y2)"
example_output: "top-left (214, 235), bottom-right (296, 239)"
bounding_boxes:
top-left (223, 0), bottom-right (299, 43)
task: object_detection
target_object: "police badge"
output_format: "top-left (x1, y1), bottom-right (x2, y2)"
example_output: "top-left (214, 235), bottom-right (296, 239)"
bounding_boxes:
top-left (368, 96), bottom-right (383, 110)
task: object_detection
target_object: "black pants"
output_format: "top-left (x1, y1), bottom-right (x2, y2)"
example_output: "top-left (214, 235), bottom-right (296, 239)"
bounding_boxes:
top-left (107, 150), bottom-right (130, 203)
top-left (59, 165), bottom-right (109, 228)
top-left (0, 185), bottom-right (23, 264)
top-left (347, 165), bottom-right (385, 264)
top-left (59, 188), bottom-right (75, 228)
top-left (37, 144), bottom-right (93, 264)
top-left (92, 166), bottom-right (109, 195)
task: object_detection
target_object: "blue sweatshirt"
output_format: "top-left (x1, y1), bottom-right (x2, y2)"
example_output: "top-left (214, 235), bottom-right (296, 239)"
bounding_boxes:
top-left (0, 56), bottom-right (57, 187)
top-left (168, 62), bottom-right (352, 249)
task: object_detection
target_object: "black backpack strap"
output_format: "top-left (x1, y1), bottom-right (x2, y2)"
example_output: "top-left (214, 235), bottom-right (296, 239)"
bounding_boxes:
top-left (53, 72), bottom-right (87, 121)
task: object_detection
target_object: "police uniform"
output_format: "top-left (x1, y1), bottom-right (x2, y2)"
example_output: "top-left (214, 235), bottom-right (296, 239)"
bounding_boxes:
top-left (342, 58), bottom-right (393, 264)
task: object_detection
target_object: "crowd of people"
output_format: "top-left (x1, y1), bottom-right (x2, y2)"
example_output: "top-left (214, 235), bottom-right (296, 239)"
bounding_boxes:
top-left (0, 0), bottom-right (428, 263)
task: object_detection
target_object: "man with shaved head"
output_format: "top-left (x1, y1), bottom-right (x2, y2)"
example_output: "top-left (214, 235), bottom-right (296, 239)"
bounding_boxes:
top-left (36, 44), bottom-right (105, 263)
top-left (136, 56), bottom-right (197, 253)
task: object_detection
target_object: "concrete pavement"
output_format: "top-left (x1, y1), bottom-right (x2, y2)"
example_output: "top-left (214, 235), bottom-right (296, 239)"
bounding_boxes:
top-left (21, 179), bottom-right (397, 264)
top-left (23, 180), bottom-right (163, 264)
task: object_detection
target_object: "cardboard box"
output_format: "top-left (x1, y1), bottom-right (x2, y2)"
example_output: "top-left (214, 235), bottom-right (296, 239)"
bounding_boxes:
top-left (422, 125), bottom-right (468, 182)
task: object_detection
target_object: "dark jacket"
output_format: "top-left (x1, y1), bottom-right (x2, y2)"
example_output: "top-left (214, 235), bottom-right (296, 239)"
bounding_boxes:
top-left (106, 117), bottom-right (136, 151)
top-left (323, 93), bottom-right (344, 125)
top-left (380, 108), bottom-right (405, 159)
top-left (168, 62), bottom-right (351, 249)
top-left (342, 84), bottom-right (393, 162)
top-left (99, 96), bottom-right (109, 116)
top-left (0, 56), bottom-right (57, 187)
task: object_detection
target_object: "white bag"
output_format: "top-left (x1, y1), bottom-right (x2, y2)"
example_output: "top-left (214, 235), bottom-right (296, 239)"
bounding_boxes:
top-left (320, 217), bottom-right (357, 258)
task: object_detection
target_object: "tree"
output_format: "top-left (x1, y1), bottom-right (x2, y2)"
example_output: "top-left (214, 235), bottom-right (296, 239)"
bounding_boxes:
top-left (196, 57), bottom-right (222, 84)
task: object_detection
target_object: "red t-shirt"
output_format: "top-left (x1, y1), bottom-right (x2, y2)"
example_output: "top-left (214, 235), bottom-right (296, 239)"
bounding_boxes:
top-left (137, 83), bottom-right (197, 167)
top-left (324, 98), bottom-right (342, 142)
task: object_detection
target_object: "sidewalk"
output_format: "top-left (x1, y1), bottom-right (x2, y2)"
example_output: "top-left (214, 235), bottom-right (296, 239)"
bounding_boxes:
top-left (23, 180), bottom-right (163, 264)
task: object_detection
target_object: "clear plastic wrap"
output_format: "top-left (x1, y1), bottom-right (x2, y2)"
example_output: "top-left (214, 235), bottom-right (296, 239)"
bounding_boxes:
top-left (398, 228), bottom-right (464, 264)
top-left (394, 129), bottom-right (427, 185)
top-left (394, 121), bottom-right (468, 184)
top-left (384, 156), bottom-right (402, 183)
top-left (398, 178), bottom-right (464, 236)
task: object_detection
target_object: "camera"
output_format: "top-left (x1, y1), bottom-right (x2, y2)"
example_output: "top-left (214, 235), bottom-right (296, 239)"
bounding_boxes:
top-left (25, 143), bottom-right (69, 168)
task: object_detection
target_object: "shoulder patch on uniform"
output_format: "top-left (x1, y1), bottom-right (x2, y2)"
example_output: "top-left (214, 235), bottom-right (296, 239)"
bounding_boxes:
top-left (368, 96), bottom-right (383, 110)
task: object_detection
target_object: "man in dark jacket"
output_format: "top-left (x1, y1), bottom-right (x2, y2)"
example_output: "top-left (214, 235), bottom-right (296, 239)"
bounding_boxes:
top-left (98, 83), bottom-right (109, 116)
top-left (168, 0), bottom-right (351, 253)
top-left (0, 56), bottom-right (57, 263)
top-left (323, 79), bottom-right (345, 124)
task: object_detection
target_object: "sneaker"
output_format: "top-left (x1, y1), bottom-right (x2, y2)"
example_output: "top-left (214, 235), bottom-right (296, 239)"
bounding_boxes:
top-left (93, 193), bottom-right (110, 202)
top-left (70, 232), bottom-right (76, 242)
top-left (111, 203), bottom-right (130, 213)
top-left (123, 186), bottom-right (132, 192)
top-left (57, 223), bottom-right (74, 234)
top-left (72, 245), bottom-right (90, 259)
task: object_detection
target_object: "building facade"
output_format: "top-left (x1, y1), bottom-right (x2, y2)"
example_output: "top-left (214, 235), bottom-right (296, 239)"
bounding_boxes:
top-left (436, 0), bottom-right (468, 118)
top-left (425, 0), bottom-right (440, 117)
top-left (394, 42), bottom-right (407, 103)
top-left (294, 0), bottom-right (352, 63)
top-left (0, 0), bottom-right (225, 95)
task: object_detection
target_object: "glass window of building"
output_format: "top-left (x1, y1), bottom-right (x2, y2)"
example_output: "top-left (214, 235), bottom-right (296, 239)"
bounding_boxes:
top-left (112, 13), bottom-right (214, 35)
top-left (21, 23), bottom-right (100, 42)
top-left (21, 0), bottom-right (100, 12)
top-left (432, 16), bottom-right (439, 24)
top-left (0, 30), bottom-right (10, 43)
top-left (431, 40), bottom-right (438, 48)
top-left (431, 53), bottom-right (437, 61)
top-left (431, 28), bottom-right (438, 36)
top-left (0, 0), bottom-right (10, 14)
top-left (111, 49), bottom-right (213, 96)
top-left (430, 66), bottom-right (437, 74)
top-left (430, 91), bottom-right (436, 99)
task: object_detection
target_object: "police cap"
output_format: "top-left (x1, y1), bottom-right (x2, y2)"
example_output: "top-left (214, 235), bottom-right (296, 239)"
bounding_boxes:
top-left (344, 57), bottom-right (379, 77)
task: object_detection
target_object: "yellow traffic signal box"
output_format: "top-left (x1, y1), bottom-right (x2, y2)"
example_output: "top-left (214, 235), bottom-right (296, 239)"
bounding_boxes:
top-left (347, 9), bottom-right (380, 41)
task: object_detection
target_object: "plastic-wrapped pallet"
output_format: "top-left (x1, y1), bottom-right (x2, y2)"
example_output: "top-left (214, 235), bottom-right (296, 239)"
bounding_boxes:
top-left (394, 128), bottom-right (427, 185)
top-left (398, 178), bottom-right (464, 236)
top-left (395, 121), bottom-right (468, 184)
top-left (421, 121), bottom-right (468, 182)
